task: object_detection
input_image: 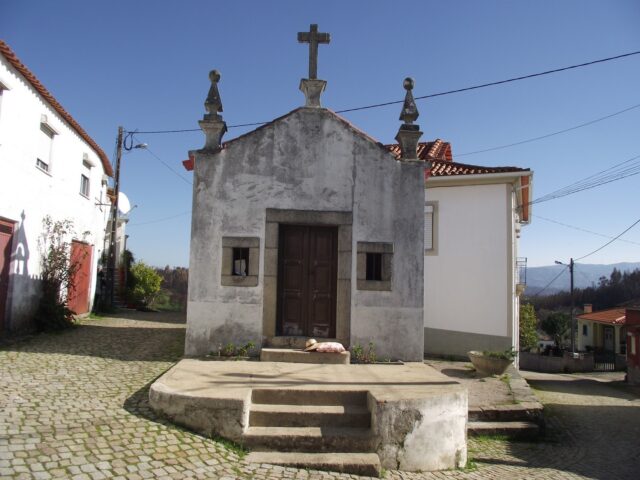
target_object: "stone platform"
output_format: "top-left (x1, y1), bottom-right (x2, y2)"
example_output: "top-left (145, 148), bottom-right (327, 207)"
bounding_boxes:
top-left (260, 347), bottom-right (350, 364)
top-left (149, 360), bottom-right (468, 473)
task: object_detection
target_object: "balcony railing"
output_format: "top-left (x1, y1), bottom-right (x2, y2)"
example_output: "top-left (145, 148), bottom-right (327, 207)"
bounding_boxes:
top-left (516, 257), bottom-right (527, 291)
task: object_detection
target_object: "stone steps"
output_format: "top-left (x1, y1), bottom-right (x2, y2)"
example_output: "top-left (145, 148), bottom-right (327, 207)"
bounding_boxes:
top-left (244, 452), bottom-right (381, 477)
top-left (260, 348), bottom-right (350, 365)
top-left (243, 388), bottom-right (380, 476)
top-left (468, 420), bottom-right (540, 440)
top-left (251, 388), bottom-right (367, 406)
top-left (249, 404), bottom-right (371, 428)
top-left (468, 402), bottom-right (544, 440)
top-left (243, 426), bottom-right (374, 452)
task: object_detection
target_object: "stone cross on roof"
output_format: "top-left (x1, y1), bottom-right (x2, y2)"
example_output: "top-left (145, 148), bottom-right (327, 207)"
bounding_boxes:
top-left (297, 24), bottom-right (330, 79)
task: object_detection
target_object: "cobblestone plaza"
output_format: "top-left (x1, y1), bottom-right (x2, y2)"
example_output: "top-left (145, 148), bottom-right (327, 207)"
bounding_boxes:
top-left (1, 312), bottom-right (639, 479)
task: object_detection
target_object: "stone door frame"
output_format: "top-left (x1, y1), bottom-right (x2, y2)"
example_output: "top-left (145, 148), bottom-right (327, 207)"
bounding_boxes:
top-left (263, 208), bottom-right (352, 347)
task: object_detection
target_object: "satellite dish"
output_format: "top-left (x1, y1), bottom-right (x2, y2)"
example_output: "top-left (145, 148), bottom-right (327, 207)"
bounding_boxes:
top-left (118, 192), bottom-right (132, 215)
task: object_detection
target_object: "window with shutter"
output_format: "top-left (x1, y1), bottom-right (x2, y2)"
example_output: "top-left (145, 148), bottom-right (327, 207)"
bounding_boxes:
top-left (36, 122), bottom-right (55, 173)
top-left (424, 204), bottom-right (433, 251)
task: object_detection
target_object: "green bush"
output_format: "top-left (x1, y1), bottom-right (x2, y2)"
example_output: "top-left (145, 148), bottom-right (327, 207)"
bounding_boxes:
top-left (519, 303), bottom-right (538, 351)
top-left (541, 311), bottom-right (570, 347)
top-left (33, 216), bottom-right (84, 331)
top-left (129, 261), bottom-right (162, 307)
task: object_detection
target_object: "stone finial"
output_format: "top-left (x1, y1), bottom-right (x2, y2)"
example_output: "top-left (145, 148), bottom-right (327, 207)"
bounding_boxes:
top-left (204, 70), bottom-right (223, 119)
top-left (199, 69), bottom-right (227, 150)
top-left (299, 78), bottom-right (327, 108)
top-left (399, 77), bottom-right (419, 124)
top-left (298, 24), bottom-right (330, 107)
top-left (395, 77), bottom-right (423, 162)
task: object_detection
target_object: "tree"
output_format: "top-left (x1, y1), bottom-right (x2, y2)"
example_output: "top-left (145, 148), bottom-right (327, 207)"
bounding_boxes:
top-left (519, 303), bottom-right (538, 351)
top-left (541, 312), bottom-right (570, 347)
top-left (34, 216), bottom-right (85, 330)
top-left (129, 261), bottom-right (162, 307)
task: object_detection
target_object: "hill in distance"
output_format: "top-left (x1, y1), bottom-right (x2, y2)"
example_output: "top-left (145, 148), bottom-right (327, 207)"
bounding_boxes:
top-left (525, 262), bottom-right (640, 296)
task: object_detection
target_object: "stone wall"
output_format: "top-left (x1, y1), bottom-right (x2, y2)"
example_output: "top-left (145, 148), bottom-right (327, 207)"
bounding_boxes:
top-left (519, 352), bottom-right (594, 373)
top-left (186, 107), bottom-right (425, 361)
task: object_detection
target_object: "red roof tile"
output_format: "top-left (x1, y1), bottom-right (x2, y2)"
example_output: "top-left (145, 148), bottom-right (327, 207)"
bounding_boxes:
top-left (387, 140), bottom-right (453, 162)
top-left (577, 308), bottom-right (627, 325)
top-left (429, 159), bottom-right (529, 177)
top-left (0, 40), bottom-right (112, 177)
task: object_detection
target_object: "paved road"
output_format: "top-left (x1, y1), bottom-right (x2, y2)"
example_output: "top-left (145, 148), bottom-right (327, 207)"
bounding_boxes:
top-left (1, 312), bottom-right (639, 479)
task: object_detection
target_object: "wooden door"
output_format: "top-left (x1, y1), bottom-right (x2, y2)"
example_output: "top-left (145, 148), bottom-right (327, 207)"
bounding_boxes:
top-left (0, 219), bottom-right (14, 333)
top-left (604, 326), bottom-right (614, 352)
top-left (277, 225), bottom-right (337, 338)
top-left (68, 241), bottom-right (93, 315)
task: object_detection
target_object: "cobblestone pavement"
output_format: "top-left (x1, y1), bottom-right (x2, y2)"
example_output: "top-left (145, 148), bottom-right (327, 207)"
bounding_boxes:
top-left (2, 312), bottom-right (640, 480)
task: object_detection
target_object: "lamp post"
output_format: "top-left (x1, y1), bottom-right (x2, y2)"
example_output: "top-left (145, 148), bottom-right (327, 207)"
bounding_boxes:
top-left (555, 258), bottom-right (575, 353)
top-left (106, 126), bottom-right (146, 307)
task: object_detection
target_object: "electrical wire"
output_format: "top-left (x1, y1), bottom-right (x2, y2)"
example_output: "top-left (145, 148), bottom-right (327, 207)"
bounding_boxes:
top-left (532, 215), bottom-right (640, 246)
top-left (456, 103), bottom-right (640, 157)
top-left (128, 210), bottom-right (192, 227)
top-left (531, 266), bottom-right (569, 297)
top-left (131, 134), bottom-right (193, 186)
top-left (129, 49), bottom-right (640, 135)
top-left (574, 217), bottom-right (640, 261)
top-left (529, 153), bottom-right (640, 205)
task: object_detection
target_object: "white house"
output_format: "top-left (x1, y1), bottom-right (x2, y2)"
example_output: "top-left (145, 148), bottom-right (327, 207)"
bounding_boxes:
top-left (576, 305), bottom-right (627, 355)
top-left (0, 40), bottom-right (113, 335)
top-left (388, 141), bottom-right (532, 359)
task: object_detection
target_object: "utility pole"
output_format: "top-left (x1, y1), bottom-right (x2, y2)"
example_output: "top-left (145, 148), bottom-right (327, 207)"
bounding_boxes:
top-left (107, 126), bottom-right (124, 307)
top-left (570, 257), bottom-right (575, 354)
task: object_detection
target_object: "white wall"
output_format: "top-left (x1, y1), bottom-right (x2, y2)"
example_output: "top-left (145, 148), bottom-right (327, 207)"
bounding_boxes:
top-left (424, 183), bottom-right (511, 338)
top-left (0, 55), bottom-right (110, 331)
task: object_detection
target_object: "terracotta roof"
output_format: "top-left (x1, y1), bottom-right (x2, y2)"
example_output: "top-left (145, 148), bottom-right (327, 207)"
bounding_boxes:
top-left (386, 140), bottom-right (453, 162)
top-left (0, 40), bottom-right (113, 177)
top-left (386, 141), bottom-right (529, 177)
top-left (577, 308), bottom-right (627, 325)
top-left (429, 159), bottom-right (529, 177)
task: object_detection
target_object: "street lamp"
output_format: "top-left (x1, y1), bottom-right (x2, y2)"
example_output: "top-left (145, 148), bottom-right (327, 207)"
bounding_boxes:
top-left (106, 126), bottom-right (146, 308)
top-left (555, 258), bottom-right (575, 354)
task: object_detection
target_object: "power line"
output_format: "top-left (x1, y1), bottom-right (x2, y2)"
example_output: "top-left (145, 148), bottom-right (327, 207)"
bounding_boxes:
top-left (531, 266), bottom-right (569, 297)
top-left (456, 102), bottom-right (640, 157)
top-left (128, 210), bottom-right (191, 227)
top-left (134, 137), bottom-right (193, 186)
top-left (529, 153), bottom-right (640, 205)
top-left (130, 49), bottom-right (640, 135)
top-left (532, 214), bottom-right (640, 246)
top-left (575, 217), bottom-right (640, 261)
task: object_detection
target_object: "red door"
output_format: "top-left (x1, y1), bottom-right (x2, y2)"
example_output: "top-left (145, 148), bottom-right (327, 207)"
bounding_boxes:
top-left (0, 219), bottom-right (15, 334)
top-left (68, 241), bottom-right (93, 314)
top-left (277, 225), bottom-right (337, 338)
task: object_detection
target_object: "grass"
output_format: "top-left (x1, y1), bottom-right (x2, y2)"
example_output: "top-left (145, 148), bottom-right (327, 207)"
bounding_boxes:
top-left (471, 434), bottom-right (510, 443)
top-left (210, 435), bottom-right (247, 459)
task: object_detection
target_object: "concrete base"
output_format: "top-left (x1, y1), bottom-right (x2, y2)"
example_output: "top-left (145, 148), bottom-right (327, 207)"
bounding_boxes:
top-left (424, 327), bottom-right (511, 359)
top-left (150, 360), bottom-right (468, 472)
top-left (260, 348), bottom-right (350, 364)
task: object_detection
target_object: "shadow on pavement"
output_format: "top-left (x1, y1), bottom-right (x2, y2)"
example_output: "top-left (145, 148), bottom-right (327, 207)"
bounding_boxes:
top-left (0, 311), bottom-right (186, 362)
top-left (472, 402), bottom-right (640, 480)
top-left (528, 377), bottom-right (640, 401)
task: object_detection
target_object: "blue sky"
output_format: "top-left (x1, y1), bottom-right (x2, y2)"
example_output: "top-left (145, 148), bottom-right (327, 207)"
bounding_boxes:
top-left (2, 0), bottom-right (639, 269)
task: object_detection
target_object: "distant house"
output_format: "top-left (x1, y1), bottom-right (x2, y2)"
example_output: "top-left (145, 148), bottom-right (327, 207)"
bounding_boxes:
top-left (386, 141), bottom-right (532, 359)
top-left (576, 304), bottom-right (627, 354)
top-left (0, 40), bottom-right (113, 335)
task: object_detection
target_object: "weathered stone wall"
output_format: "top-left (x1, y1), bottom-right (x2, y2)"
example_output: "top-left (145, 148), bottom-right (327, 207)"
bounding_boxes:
top-left (369, 386), bottom-right (467, 471)
top-left (186, 107), bottom-right (424, 360)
